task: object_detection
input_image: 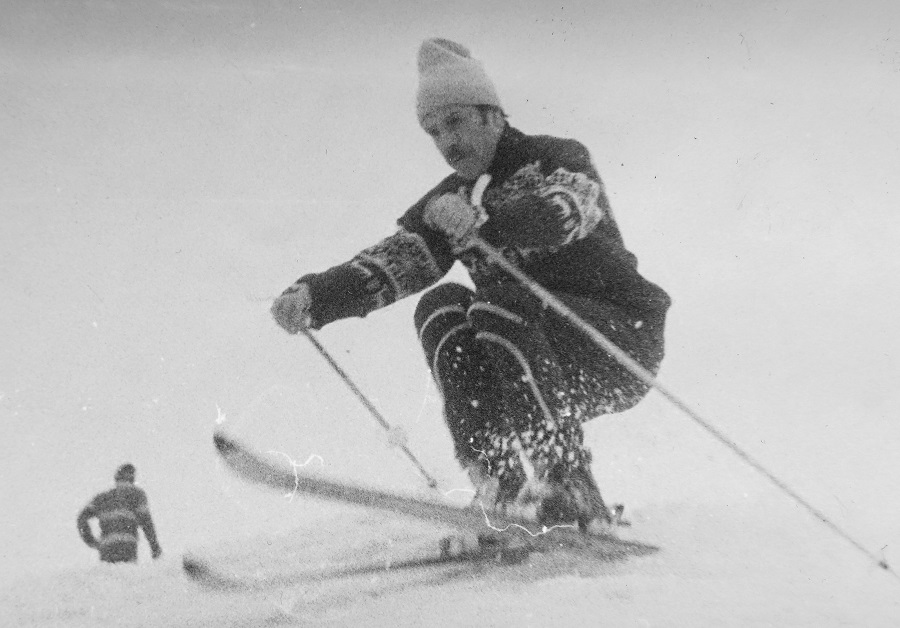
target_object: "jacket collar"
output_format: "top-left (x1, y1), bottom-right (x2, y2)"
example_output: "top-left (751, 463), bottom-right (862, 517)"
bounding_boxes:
top-left (487, 124), bottom-right (527, 179)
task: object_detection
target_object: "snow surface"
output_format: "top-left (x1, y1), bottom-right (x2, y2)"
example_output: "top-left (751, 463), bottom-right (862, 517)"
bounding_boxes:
top-left (3, 494), bottom-right (899, 627)
top-left (4, 1), bottom-right (900, 625)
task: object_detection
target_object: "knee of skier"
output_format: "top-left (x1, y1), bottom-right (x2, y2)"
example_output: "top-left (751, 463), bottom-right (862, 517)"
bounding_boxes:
top-left (414, 282), bottom-right (474, 334)
top-left (598, 375), bottom-right (655, 416)
top-left (469, 283), bottom-right (541, 325)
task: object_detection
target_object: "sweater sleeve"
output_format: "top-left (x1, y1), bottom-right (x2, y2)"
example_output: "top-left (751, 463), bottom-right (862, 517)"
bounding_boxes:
top-left (291, 178), bottom-right (462, 329)
top-left (76, 500), bottom-right (99, 548)
top-left (134, 492), bottom-right (161, 553)
top-left (482, 138), bottom-right (611, 249)
top-left (299, 228), bottom-right (452, 329)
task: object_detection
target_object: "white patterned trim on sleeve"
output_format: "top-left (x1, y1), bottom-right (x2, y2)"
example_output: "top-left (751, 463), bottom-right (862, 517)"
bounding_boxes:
top-left (543, 167), bottom-right (604, 243)
top-left (354, 229), bottom-right (444, 308)
top-left (484, 161), bottom-right (606, 244)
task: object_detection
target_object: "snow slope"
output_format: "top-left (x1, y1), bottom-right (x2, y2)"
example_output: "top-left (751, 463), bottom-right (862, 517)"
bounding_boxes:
top-left (3, 493), bottom-right (898, 627)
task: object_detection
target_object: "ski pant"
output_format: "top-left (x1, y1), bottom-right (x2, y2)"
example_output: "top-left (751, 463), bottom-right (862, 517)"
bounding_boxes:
top-left (414, 281), bottom-right (666, 498)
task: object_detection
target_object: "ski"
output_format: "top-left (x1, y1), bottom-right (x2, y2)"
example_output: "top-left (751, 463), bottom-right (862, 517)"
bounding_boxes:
top-left (183, 431), bottom-right (657, 590)
top-left (208, 430), bottom-right (658, 557)
top-left (182, 541), bottom-right (509, 592)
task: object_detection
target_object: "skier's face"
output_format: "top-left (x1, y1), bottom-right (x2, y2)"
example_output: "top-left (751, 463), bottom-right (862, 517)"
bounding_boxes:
top-left (421, 105), bottom-right (504, 181)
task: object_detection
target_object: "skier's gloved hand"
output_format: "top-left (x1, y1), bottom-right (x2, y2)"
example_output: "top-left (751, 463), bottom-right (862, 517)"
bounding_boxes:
top-left (152, 546), bottom-right (163, 560)
top-left (271, 281), bottom-right (313, 334)
top-left (423, 192), bottom-right (481, 243)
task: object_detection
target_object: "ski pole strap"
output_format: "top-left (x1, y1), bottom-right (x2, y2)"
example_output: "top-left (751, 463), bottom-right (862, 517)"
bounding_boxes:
top-left (463, 231), bottom-right (894, 578)
top-left (300, 329), bottom-right (440, 490)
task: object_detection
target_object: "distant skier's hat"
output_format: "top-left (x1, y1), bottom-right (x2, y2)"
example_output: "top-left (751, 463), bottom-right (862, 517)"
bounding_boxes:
top-left (415, 38), bottom-right (503, 123)
top-left (115, 463), bottom-right (136, 482)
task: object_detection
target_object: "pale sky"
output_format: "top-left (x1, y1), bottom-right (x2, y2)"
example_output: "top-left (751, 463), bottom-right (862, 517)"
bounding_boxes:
top-left (2, 0), bottom-right (899, 586)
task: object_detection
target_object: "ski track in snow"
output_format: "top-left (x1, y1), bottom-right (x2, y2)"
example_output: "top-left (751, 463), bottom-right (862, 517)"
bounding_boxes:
top-left (3, 496), bottom-right (899, 627)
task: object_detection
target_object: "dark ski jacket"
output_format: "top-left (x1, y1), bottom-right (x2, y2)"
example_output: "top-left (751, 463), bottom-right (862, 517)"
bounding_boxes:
top-left (77, 481), bottom-right (161, 563)
top-left (297, 125), bottom-right (670, 328)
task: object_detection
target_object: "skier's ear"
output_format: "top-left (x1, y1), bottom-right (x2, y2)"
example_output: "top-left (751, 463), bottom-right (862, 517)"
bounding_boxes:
top-left (477, 106), bottom-right (505, 133)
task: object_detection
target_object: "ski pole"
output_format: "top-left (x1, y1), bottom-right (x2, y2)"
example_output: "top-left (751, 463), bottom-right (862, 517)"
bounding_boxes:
top-left (300, 328), bottom-right (440, 490)
top-left (462, 174), bottom-right (894, 578)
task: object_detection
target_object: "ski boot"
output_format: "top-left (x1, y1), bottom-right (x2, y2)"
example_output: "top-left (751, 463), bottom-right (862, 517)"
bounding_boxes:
top-left (459, 463), bottom-right (534, 564)
top-left (536, 463), bottom-right (613, 531)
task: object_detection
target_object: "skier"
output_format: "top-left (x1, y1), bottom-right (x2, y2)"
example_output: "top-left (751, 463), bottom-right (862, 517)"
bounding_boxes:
top-left (271, 38), bottom-right (670, 528)
top-left (77, 463), bottom-right (163, 563)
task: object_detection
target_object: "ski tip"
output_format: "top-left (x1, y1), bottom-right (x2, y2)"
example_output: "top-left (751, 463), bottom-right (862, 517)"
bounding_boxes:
top-left (212, 431), bottom-right (234, 454)
top-left (182, 554), bottom-right (208, 578)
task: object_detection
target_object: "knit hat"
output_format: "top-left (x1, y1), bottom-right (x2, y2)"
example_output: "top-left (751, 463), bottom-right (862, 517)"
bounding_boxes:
top-left (115, 463), bottom-right (136, 482)
top-left (415, 38), bottom-right (502, 123)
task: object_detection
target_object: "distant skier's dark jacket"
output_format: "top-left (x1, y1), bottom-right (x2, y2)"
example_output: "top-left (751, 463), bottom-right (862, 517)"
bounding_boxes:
top-left (298, 125), bottom-right (670, 328)
top-left (77, 482), bottom-right (161, 563)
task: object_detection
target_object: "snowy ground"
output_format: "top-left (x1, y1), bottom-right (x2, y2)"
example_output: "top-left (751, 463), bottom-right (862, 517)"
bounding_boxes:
top-left (3, 493), bottom-right (899, 627)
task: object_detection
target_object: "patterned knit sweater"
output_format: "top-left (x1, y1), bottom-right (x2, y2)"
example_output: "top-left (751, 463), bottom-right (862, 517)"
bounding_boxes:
top-left (298, 125), bottom-right (670, 328)
top-left (77, 482), bottom-right (161, 562)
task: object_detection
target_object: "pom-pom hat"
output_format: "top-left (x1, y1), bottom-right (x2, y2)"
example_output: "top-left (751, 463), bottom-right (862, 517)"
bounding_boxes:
top-left (416, 38), bottom-right (502, 123)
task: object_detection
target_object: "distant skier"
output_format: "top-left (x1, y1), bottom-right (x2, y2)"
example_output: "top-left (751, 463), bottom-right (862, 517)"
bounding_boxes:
top-left (77, 463), bottom-right (162, 563)
top-left (271, 38), bottom-right (670, 528)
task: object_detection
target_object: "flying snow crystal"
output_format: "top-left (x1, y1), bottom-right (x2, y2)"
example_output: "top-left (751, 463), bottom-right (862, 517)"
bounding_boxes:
top-left (215, 404), bottom-right (227, 425)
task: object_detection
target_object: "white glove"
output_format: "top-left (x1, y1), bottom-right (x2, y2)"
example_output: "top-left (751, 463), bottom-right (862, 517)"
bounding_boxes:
top-left (270, 282), bottom-right (313, 334)
top-left (423, 192), bottom-right (480, 242)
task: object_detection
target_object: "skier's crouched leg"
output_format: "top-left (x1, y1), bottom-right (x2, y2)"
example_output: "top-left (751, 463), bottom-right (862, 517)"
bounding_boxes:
top-left (414, 282), bottom-right (474, 358)
top-left (465, 284), bottom-right (625, 528)
top-left (465, 285), bottom-right (596, 524)
top-left (414, 283), bottom-right (497, 468)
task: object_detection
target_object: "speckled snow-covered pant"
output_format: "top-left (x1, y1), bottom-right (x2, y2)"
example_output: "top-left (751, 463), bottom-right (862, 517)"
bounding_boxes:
top-left (414, 282), bottom-right (665, 499)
